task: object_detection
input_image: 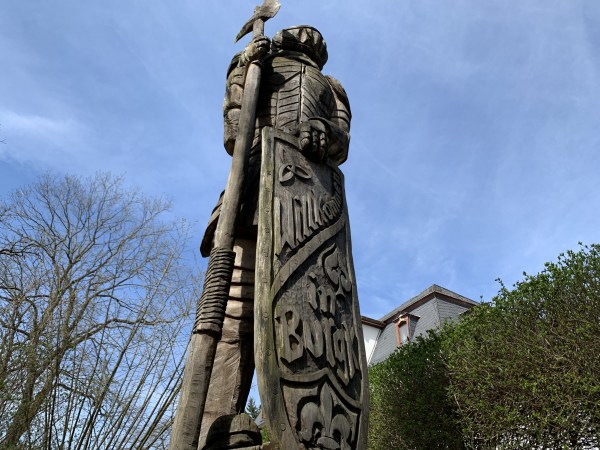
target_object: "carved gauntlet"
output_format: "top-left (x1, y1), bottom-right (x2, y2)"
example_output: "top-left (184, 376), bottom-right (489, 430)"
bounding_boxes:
top-left (238, 35), bottom-right (271, 67)
top-left (295, 118), bottom-right (350, 166)
top-left (297, 119), bottom-right (330, 163)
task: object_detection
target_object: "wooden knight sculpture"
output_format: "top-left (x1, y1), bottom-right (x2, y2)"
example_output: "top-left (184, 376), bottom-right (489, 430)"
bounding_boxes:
top-left (170, 5), bottom-right (369, 449)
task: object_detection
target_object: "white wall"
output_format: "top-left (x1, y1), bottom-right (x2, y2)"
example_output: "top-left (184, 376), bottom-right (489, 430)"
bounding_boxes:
top-left (362, 324), bottom-right (381, 365)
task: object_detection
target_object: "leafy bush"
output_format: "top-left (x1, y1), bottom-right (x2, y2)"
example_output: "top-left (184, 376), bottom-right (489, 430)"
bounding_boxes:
top-left (368, 244), bottom-right (600, 449)
top-left (444, 244), bottom-right (600, 449)
top-left (368, 331), bottom-right (464, 450)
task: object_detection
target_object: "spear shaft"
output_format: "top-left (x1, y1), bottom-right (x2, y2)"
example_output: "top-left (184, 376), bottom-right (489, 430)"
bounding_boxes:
top-left (169, 4), bottom-right (279, 450)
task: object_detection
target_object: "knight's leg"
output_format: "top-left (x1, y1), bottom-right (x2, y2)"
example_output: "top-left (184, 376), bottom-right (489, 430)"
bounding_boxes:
top-left (198, 238), bottom-right (256, 449)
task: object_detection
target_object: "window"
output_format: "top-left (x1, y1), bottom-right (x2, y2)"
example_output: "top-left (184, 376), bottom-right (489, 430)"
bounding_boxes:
top-left (395, 313), bottom-right (419, 346)
top-left (395, 316), bottom-right (409, 346)
top-left (398, 320), bottom-right (409, 344)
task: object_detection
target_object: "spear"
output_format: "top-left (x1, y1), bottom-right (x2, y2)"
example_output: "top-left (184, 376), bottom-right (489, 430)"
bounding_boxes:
top-left (169, 2), bottom-right (280, 449)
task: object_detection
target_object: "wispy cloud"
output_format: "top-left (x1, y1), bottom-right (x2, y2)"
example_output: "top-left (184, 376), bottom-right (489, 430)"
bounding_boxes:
top-left (0, 110), bottom-right (88, 168)
top-left (1, 110), bottom-right (80, 139)
top-left (1, 0), bottom-right (600, 319)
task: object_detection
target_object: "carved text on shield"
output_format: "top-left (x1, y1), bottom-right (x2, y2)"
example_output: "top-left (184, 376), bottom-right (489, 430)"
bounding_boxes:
top-left (274, 169), bottom-right (343, 261)
top-left (274, 244), bottom-right (361, 388)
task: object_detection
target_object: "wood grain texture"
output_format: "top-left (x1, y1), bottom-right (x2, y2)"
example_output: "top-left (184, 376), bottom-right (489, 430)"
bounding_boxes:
top-left (255, 128), bottom-right (369, 450)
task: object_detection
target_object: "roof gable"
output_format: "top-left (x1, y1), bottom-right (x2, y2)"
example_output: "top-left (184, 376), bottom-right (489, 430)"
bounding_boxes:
top-left (363, 284), bottom-right (477, 365)
top-left (376, 284), bottom-right (476, 324)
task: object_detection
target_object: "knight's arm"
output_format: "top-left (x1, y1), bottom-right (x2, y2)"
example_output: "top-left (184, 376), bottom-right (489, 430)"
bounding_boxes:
top-left (223, 53), bottom-right (245, 156)
top-left (223, 37), bottom-right (271, 155)
top-left (323, 75), bottom-right (352, 165)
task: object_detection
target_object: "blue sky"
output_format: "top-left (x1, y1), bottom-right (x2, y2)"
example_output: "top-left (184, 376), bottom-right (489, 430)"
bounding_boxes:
top-left (2, 0), bottom-right (600, 320)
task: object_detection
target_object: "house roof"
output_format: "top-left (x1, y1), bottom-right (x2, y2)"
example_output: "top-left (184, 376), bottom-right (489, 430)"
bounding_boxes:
top-left (376, 284), bottom-right (477, 324)
top-left (361, 315), bottom-right (385, 329)
top-left (364, 284), bottom-right (478, 365)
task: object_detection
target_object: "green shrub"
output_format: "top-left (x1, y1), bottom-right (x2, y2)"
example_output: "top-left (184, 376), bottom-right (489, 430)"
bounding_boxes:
top-left (444, 244), bottom-right (600, 449)
top-left (368, 331), bottom-right (464, 450)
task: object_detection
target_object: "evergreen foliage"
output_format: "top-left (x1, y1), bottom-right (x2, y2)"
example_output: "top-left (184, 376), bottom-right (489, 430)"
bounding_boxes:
top-left (245, 397), bottom-right (260, 421)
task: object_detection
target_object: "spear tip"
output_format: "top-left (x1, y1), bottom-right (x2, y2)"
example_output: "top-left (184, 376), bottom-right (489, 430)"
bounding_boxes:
top-left (234, 0), bottom-right (281, 43)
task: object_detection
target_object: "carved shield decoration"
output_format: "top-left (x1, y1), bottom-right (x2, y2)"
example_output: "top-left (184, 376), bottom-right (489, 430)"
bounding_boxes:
top-left (255, 127), bottom-right (369, 450)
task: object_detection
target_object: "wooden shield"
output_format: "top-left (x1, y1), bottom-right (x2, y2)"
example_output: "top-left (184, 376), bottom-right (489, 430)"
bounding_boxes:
top-left (255, 127), bottom-right (369, 450)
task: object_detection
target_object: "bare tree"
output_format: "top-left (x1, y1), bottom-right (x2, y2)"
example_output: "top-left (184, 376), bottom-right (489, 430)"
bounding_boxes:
top-left (0, 173), bottom-right (199, 450)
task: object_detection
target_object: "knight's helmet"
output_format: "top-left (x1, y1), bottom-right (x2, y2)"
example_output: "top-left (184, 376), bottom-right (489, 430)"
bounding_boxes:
top-left (272, 26), bottom-right (328, 69)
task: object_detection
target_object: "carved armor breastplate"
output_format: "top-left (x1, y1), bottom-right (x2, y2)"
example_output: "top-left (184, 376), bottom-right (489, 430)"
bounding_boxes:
top-left (255, 55), bottom-right (336, 134)
top-left (206, 51), bottom-right (351, 257)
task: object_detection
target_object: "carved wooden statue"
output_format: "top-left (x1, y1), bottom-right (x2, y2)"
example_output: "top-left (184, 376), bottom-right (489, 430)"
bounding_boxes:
top-left (170, 3), bottom-right (368, 449)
